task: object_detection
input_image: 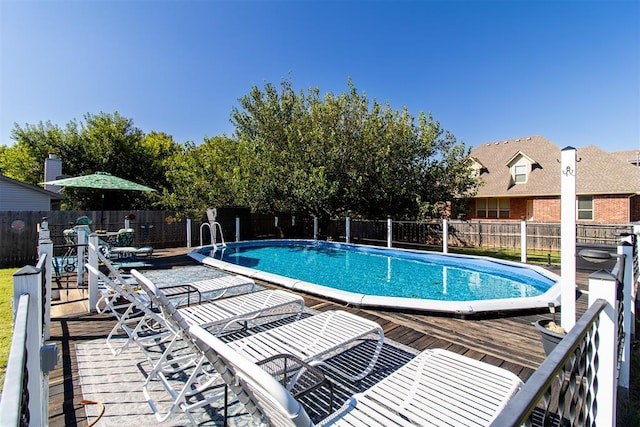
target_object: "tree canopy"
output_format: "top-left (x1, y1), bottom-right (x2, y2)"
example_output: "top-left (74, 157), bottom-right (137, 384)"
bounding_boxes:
top-left (1, 112), bottom-right (180, 210)
top-left (0, 81), bottom-right (477, 219)
top-left (229, 79), bottom-right (477, 219)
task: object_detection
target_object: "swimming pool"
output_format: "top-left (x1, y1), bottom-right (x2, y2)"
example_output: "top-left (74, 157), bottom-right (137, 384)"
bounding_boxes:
top-left (189, 240), bottom-right (561, 314)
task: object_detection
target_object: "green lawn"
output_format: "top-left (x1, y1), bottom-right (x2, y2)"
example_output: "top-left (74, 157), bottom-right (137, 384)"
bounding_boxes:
top-left (0, 267), bottom-right (17, 390)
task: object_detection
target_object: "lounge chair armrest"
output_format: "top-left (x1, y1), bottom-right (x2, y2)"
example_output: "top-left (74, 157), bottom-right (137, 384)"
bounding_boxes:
top-left (256, 353), bottom-right (333, 410)
top-left (158, 284), bottom-right (202, 306)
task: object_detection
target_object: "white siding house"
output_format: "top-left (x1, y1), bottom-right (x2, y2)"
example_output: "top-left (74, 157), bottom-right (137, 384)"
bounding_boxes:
top-left (0, 174), bottom-right (64, 211)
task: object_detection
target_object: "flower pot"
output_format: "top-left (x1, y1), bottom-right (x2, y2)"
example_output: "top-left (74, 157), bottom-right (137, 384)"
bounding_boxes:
top-left (535, 319), bottom-right (566, 356)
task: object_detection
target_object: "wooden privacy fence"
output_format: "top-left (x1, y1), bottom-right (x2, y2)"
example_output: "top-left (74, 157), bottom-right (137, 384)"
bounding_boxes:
top-left (328, 219), bottom-right (632, 252)
top-left (0, 210), bottom-right (196, 267)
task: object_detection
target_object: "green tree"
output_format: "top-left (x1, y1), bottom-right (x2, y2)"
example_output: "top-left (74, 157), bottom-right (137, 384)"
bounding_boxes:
top-left (1, 121), bottom-right (66, 184)
top-left (2, 112), bottom-right (181, 210)
top-left (162, 136), bottom-right (252, 218)
top-left (231, 79), bottom-right (477, 219)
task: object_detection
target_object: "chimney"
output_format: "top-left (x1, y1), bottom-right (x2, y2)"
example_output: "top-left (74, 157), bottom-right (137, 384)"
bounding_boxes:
top-left (44, 154), bottom-right (63, 193)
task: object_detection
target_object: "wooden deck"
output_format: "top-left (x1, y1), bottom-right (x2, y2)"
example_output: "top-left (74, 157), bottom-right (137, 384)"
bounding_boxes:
top-left (47, 247), bottom-right (590, 426)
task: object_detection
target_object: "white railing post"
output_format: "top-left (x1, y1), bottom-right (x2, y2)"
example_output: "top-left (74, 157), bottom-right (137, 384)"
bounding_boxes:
top-left (76, 227), bottom-right (86, 287)
top-left (345, 217), bottom-right (351, 244)
top-left (314, 217), bottom-right (319, 240)
top-left (124, 216), bottom-right (130, 229)
top-left (38, 221), bottom-right (53, 340)
top-left (88, 234), bottom-right (99, 312)
top-left (275, 216), bottom-right (279, 229)
top-left (12, 266), bottom-right (45, 427)
top-left (186, 218), bottom-right (192, 248)
top-left (631, 225), bottom-right (640, 337)
top-left (561, 146), bottom-right (577, 331)
top-left (521, 218), bottom-right (527, 263)
top-left (618, 240), bottom-right (634, 390)
top-left (588, 270), bottom-right (618, 426)
top-left (236, 217), bottom-right (241, 242)
top-left (387, 218), bottom-right (393, 248)
top-left (442, 218), bottom-right (449, 254)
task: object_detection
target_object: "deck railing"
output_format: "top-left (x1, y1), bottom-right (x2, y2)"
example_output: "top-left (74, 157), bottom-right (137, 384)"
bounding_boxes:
top-left (1, 226), bottom-right (59, 426)
top-left (492, 299), bottom-right (607, 426)
top-left (492, 241), bottom-right (633, 426)
top-left (0, 294), bottom-right (31, 426)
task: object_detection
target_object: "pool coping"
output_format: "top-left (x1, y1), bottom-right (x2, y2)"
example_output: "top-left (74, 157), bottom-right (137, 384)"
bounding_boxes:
top-left (189, 240), bottom-right (562, 315)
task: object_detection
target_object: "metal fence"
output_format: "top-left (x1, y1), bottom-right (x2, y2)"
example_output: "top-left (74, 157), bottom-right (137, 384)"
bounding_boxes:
top-left (342, 219), bottom-right (631, 249)
top-left (2, 209), bottom-right (635, 267)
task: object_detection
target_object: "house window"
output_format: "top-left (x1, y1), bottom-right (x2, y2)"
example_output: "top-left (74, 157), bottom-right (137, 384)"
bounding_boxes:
top-left (477, 198), bottom-right (510, 219)
top-left (514, 164), bottom-right (527, 183)
top-left (578, 196), bottom-right (594, 220)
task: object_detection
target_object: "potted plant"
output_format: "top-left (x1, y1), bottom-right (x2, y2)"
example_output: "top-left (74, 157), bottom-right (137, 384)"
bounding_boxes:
top-left (535, 303), bottom-right (566, 356)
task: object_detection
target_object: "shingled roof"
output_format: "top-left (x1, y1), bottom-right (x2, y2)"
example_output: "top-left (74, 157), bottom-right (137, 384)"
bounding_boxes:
top-left (469, 136), bottom-right (640, 197)
top-left (610, 149), bottom-right (640, 167)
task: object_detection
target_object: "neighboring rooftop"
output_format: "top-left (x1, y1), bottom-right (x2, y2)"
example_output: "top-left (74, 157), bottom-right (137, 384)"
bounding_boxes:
top-left (469, 136), bottom-right (640, 198)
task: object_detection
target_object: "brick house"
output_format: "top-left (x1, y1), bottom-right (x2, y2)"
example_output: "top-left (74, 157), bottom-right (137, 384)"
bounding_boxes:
top-left (467, 136), bottom-right (640, 224)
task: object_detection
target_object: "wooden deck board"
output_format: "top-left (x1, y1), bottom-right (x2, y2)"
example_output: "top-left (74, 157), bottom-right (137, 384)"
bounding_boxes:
top-left (47, 248), bottom-right (590, 426)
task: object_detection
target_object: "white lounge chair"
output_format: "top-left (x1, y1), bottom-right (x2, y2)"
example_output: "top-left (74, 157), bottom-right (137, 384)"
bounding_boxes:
top-left (189, 324), bottom-right (524, 426)
top-left (92, 242), bottom-right (257, 305)
top-left (155, 274), bottom-right (258, 306)
top-left (134, 270), bottom-right (383, 424)
top-left (139, 266), bottom-right (382, 381)
top-left (225, 310), bottom-right (383, 381)
top-left (86, 262), bottom-right (168, 356)
top-left (87, 242), bottom-right (260, 355)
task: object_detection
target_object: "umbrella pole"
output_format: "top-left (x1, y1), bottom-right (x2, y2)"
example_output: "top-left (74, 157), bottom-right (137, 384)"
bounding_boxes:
top-left (100, 193), bottom-right (105, 231)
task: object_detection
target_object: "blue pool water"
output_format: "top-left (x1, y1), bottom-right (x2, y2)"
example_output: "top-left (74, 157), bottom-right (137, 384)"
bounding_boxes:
top-left (197, 241), bottom-right (555, 302)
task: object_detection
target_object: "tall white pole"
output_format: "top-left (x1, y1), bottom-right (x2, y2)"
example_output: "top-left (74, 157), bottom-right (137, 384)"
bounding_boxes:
top-left (345, 217), bottom-right (351, 243)
top-left (76, 227), bottom-right (86, 287)
top-left (442, 218), bottom-right (449, 254)
top-left (619, 241), bottom-right (634, 390)
top-left (561, 146), bottom-right (577, 331)
top-left (588, 270), bottom-right (618, 425)
top-left (313, 217), bottom-right (319, 240)
top-left (38, 220), bottom-right (53, 339)
top-left (387, 218), bottom-right (393, 248)
top-left (520, 218), bottom-right (527, 263)
top-left (88, 234), bottom-right (99, 312)
top-left (186, 218), bottom-right (192, 248)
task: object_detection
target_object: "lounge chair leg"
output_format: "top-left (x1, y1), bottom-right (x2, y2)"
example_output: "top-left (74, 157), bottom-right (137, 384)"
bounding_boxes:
top-left (224, 384), bottom-right (228, 427)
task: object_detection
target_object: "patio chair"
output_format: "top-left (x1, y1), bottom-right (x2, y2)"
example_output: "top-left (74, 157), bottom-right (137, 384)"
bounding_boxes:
top-left (188, 325), bottom-right (524, 426)
top-left (107, 228), bottom-right (154, 259)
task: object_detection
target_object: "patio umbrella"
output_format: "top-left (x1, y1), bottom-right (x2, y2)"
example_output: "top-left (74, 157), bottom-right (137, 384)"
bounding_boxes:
top-left (43, 171), bottom-right (156, 228)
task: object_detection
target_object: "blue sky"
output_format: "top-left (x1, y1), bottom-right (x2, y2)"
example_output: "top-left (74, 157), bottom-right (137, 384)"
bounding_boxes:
top-left (1, 0), bottom-right (638, 152)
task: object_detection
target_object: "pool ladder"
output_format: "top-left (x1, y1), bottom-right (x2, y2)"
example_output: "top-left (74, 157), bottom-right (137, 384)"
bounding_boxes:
top-left (199, 220), bottom-right (227, 252)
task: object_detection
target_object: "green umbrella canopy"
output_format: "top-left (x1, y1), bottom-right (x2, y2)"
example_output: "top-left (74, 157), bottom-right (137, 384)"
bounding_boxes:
top-left (43, 171), bottom-right (155, 191)
top-left (43, 172), bottom-right (155, 229)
